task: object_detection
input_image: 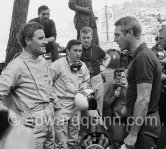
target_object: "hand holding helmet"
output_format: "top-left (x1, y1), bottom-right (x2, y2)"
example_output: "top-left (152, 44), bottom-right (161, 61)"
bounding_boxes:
top-left (74, 88), bottom-right (97, 110)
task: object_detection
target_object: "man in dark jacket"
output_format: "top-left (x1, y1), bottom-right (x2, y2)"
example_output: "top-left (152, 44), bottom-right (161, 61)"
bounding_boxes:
top-left (68, 0), bottom-right (99, 45)
top-left (29, 5), bottom-right (59, 62)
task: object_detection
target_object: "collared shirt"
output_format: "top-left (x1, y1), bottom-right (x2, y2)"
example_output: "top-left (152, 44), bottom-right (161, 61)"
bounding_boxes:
top-left (48, 57), bottom-right (90, 98)
top-left (80, 44), bottom-right (106, 76)
top-left (0, 50), bottom-right (52, 113)
top-left (126, 43), bottom-right (162, 116)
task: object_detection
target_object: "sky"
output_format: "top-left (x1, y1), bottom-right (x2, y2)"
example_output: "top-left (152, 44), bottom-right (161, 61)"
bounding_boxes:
top-left (0, 0), bottom-right (134, 49)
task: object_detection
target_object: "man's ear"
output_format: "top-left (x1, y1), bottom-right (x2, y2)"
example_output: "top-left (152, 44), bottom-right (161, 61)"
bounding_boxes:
top-left (25, 37), bottom-right (32, 46)
top-left (127, 29), bottom-right (134, 38)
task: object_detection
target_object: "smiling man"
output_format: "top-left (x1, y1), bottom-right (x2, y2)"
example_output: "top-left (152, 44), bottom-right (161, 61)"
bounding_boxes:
top-left (114, 16), bottom-right (162, 149)
top-left (29, 5), bottom-right (59, 62)
top-left (0, 22), bottom-right (56, 149)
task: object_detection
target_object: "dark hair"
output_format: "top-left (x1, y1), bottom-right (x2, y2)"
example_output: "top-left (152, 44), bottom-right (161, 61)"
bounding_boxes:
top-left (114, 68), bottom-right (125, 78)
top-left (66, 39), bottom-right (82, 51)
top-left (114, 16), bottom-right (142, 39)
top-left (18, 22), bottom-right (43, 48)
top-left (38, 5), bottom-right (49, 14)
top-left (80, 26), bottom-right (93, 35)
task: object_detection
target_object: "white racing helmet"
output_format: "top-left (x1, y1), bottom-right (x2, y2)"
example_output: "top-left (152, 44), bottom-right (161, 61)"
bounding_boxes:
top-left (74, 89), bottom-right (97, 110)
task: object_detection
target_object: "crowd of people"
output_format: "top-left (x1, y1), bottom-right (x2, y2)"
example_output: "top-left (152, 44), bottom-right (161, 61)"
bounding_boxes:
top-left (0, 1), bottom-right (166, 149)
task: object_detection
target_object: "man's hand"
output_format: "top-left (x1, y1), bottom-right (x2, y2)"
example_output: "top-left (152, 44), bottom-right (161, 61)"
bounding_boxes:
top-left (100, 65), bottom-right (106, 72)
top-left (23, 114), bottom-right (36, 129)
top-left (51, 100), bottom-right (62, 111)
top-left (84, 7), bottom-right (92, 14)
top-left (124, 133), bottom-right (137, 147)
top-left (160, 57), bottom-right (166, 66)
top-left (115, 87), bottom-right (121, 97)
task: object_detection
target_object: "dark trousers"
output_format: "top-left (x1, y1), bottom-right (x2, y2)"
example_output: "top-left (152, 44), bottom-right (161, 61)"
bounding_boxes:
top-left (46, 42), bottom-right (59, 62)
top-left (159, 92), bottom-right (166, 149)
top-left (159, 92), bottom-right (166, 125)
top-left (135, 112), bottom-right (161, 149)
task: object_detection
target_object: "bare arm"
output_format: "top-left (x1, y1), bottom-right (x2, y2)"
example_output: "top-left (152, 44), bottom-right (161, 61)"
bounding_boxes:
top-left (124, 83), bottom-right (152, 146)
top-left (130, 83), bottom-right (152, 135)
top-left (100, 53), bottom-right (111, 72)
top-left (103, 53), bottom-right (111, 67)
top-left (46, 37), bottom-right (56, 43)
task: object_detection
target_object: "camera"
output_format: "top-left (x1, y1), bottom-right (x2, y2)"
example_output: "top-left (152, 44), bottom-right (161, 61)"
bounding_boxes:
top-left (157, 51), bottom-right (165, 60)
top-left (152, 43), bottom-right (166, 60)
top-left (116, 81), bottom-right (126, 88)
top-left (114, 68), bottom-right (127, 88)
top-left (120, 50), bottom-right (128, 61)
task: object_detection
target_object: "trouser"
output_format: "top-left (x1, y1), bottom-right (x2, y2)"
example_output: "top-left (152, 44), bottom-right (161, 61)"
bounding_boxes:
top-left (90, 73), bottom-right (104, 116)
top-left (159, 93), bottom-right (166, 149)
top-left (128, 111), bottom-right (161, 149)
top-left (159, 92), bottom-right (166, 125)
top-left (54, 97), bottom-right (80, 149)
top-left (46, 42), bottom-right (59, 62)
top-left (21, 104), bottom-right (55, 149)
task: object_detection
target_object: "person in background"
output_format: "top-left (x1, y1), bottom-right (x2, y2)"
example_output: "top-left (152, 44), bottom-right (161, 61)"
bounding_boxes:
top-left (103, 68), bottom-right (127, 147)
top-left (0, 22), bottom-right (57, 149)
top-left (80, 26), bottom-right (111, 132)
top-left (48, 39), bottom-right (90, 149)
top-left (114, 16), bottom-right (161, 149)
top-left (68, 0), bottom-right (99, 45)
top-left (29, 5), bottom-right (59, 62)
top-left (156, 26), bottom-right (166, 149)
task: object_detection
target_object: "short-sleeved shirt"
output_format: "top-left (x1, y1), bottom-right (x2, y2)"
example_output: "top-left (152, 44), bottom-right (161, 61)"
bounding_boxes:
top-left (29, 17), bottom-right (57, 39)
top-left (126, 43), bottom-right (162, 116)
top-left (80, 45), bottom-right (106, 76)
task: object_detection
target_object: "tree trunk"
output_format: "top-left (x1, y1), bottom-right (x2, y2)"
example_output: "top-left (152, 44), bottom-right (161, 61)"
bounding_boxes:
top-left (5, 0), bottom-right (30, 65)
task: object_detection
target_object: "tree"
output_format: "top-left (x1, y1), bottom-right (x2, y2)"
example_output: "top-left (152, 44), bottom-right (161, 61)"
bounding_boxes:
top-left (5, 0), bottom-right (30, 65)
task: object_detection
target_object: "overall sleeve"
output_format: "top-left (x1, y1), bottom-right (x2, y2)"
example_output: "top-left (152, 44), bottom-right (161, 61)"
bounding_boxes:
top-left (0, 61), bottom-right (21, 101)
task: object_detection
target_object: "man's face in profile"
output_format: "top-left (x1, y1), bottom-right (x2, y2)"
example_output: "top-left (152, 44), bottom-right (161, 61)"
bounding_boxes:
top-left (158, 30), bottom-right (166, 50)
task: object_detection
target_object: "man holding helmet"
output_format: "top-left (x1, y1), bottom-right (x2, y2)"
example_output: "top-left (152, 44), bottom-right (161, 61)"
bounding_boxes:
top-left (48, 39), bottom-right (90, 149)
